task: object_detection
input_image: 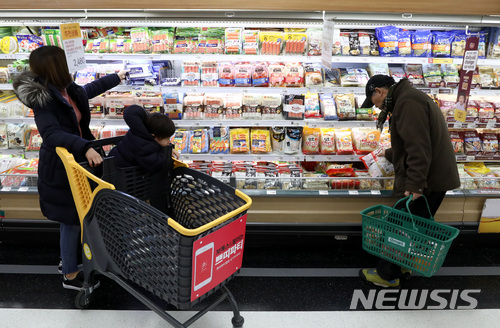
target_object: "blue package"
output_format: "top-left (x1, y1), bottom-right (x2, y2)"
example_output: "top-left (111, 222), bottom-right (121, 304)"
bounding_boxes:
top-left (411, 30), bottom-right (432, 57)
top-left (398, 29), bottom-right (412, 57)
top-left (432, 31), bottom-right (454, 57)
top-left (188, 129), bottom-right (209, 154)
top-left (209, 127), bottom-right (230, 154)
top-left (478, 31), bottom-right (487, 59)
top-left (375, 26), bottom-right (399, 57)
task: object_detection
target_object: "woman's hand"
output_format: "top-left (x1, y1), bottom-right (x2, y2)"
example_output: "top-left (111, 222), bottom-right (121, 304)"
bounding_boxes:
top-left (85, 148), bottom-right (103, 168)
top-left (117, 69), bottom-right (129, 81)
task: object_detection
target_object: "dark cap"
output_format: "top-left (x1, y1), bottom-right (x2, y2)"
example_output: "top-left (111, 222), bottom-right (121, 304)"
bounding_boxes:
top-left (360, 75), bottom-right (396, 108)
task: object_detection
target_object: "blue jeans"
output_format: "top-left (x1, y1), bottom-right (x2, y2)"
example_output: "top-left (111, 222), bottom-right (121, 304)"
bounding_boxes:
top-left (60, 223), bottom-right (81, 275)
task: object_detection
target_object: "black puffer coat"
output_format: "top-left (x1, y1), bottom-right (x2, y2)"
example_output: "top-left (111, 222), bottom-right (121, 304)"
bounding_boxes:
top-left (109, 105), bottom-right (169, 173)
top-left (13, 71), bottom-right (121, 225)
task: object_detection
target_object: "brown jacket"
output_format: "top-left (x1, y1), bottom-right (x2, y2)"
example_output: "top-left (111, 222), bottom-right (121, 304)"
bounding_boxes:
top-left (385, 79), bottom-right (460, 196)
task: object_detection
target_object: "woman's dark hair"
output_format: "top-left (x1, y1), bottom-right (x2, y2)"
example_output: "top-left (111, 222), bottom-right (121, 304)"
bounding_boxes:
top-left (29, 46), bottom-right (73, 90)
top-left (145, 113), bottom-right (176, 139)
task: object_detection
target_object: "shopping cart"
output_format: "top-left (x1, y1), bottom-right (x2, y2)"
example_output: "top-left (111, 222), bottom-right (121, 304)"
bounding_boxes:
top-left (56, 138), bottom-right (252, 328)
top-left (361, 196), bottom-right (459, 277)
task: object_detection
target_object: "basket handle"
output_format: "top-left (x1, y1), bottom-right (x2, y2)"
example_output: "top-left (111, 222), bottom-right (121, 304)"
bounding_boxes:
top-left (393, 195), bottom-right (434, 230)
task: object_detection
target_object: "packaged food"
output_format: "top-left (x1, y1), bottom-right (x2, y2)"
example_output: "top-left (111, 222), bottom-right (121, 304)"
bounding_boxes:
top-left (423, 64), bottom-right (443, 87)
top-left (347, 32), bottom-right (361, 56)
top-left (325, 163), bottom-right (354, 177)
top-left (320, 93), bottom-right (338, 120)
top-left (16, 35), bottom-right (43, 53)
top-left (356, 107), bottom-right (374, 121)
top-left (285, 62), bottom-right (304, 87)
top-left (478, 101), bottom-right (495, 119)
top-left (478, 31), bottom-right (487, 59)
top-left (358, 31), bottom-right (372, 56)
top-left (432, 31), bottom-right (454, 57)
top-left (389, 65), bottom-right (407, 82)
top-left (225, 28), bottom-right (242, 54)
top-left (252, 62), bottom-right (269, 87)
top-left (234, 63), bottom-right (252, 87)
top-left (323, 69), bottom-right (341, 87)
top-left (467, 99), bottom-right (479, 118)
top-left (304, 93), bottom-right (321, 118)
top-left (224, 93), bottom-right (243, 119)
top-left (352, 128), bottom-right (381, 155)
top-left (339, 68), bottom-right (359, 87)
top-left (464, 130), bottom-right (482, 155)
top-left (304, 63), bottom-right (323, 87)
top-left (171, 130), bottom-right (189, 153)
top-left (335, 128), bottom-right (354, 155)
top-left (163, 92), bottom-right (182, 120)
top-left (332, 28), bottom-right (342, 56)
top-left (478, 67), bottom-right (497, 88)
top-left (307, 28), bottom-right (322, 56)
top-left (230, 128), bottom-right (250, 154)
top-left (481, 132), bottom-right (498, 156)
top-left (198, 27), bottom-right (225, 54)
top-left (131, 27), bottom-right (151, 54)
top-left (200, 61), bottom-right (219, 87)
top-left (181, 61), bottom-right (200, 87)
top-left (442, 64), bottom-right (460, 87)
top-left (375, 26), bottom-right (399, 57)
top-left (411, 30), bottom-right (432, 57)
top-left (284, 127), bottom-right (303, 154)
top-left (340, 31), bottom-right (350, 56)
top-left (6, 123), bottom-right (26, 149)
top-left (271, 127), bottom-right (286, 153)
top-left (259, 31), bottom-right (283, 55)
top-left (182, 93), bottom-right (204, 119)
top-left (269, 63), bottom-right (286, 87)
top-left (361, 151), bottom-right (395, 177)
top-left (355, 68), bottom-right (370, 86)
top-left (464, 162), bottom-right (500, 189)
top-left (334, 94), bottom-right (356, 120)
top-left (203, 94), bottom-right (224, 119)
top-left (218, 62), bottom-right (235, 87)
top-left (405, 64), bottom-right (425, 86)
top-left (284, 94), bottom-right (305, 120)
top-left (188, 129), bottom-right (210, 154)
top-left (369, 32), bottom-right (379, 56)
top-left (173, 28), bottom-right (199, 54)
top-left (449, 130), bottom-right (464, 154)
top-left (302, 127), bottom-right (321, 154)
top-left (41, 29), bottom-right (63, 48)
top-left (0, 124), bottom-right (8, 149)
top-left (319, 128), bottom-right (336, 154)
top-left (151, 29), bottom-right (174, 54)
top-left (451, 30), bottom-right (467, 58)
top-left (367, 63), bottom-right (390, 77)
top-left (251, 128), bottom-right (272, 154)
top-left (379, 127), bottom-right (391, 149)
top-left (242, 94), bottom-right (261, 119)
top-left (284, 30), bottom-right (308, 55)
top-left (398, 29), bottom-right (412, 57)
top-left (261, 94), bottom-right (282, 119)
top-left (242, 30), bottom-right (259, 55)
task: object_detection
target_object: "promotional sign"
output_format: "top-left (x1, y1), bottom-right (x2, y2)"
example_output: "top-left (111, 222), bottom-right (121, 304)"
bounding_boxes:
top-left (191, 214), bottom-right (247, 301)
top-left (321, 20), bottom-right (334, 69)
top-left (454, 36), bottom-right (479, 123)
top-left (478, 199), bottom-right (500, 233)
top-left (59, 23), bottom-right (86, 73)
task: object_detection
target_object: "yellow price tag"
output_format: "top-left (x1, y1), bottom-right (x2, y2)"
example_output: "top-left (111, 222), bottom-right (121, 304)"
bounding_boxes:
top-left (60, 23), bottom-right (81, 41)
top-left (454, 108), bottom-right (467, 122)
top-left (430, 58), bottom-right (454, 64)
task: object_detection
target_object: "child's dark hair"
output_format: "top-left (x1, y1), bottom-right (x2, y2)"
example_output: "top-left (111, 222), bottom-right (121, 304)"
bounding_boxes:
top-left (145, 113), bottom-right (175, 139)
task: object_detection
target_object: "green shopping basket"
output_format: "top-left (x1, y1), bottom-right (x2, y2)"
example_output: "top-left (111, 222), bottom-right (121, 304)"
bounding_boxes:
top-left (361, 196), bottom-right (459, 277)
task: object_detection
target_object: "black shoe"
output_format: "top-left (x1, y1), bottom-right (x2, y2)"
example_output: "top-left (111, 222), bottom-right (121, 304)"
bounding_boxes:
top-left (62, 271), bottom-right (100, 291)
top-left (58, 260), bottom-right (62, 274)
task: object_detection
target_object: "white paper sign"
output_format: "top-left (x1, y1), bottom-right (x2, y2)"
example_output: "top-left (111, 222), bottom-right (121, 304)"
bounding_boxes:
top-left (60, 23), bottom-right (86, 73)
top-left (321, 20), bottom-right (334, 69)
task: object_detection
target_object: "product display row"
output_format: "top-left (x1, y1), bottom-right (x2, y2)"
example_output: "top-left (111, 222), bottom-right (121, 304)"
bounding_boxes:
top-left (2, 26), bottom-right (500, 59)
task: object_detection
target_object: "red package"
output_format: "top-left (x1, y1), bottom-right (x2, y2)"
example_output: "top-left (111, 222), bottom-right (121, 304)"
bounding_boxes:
top-left (252, 62), bottom-right (269, 87)
top-left (325, 163), bottom-right (355, 177)
top-left (480, 132), bottom-right (499, 156)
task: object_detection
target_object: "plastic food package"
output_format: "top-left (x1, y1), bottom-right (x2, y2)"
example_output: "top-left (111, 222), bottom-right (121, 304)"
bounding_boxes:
top-left (478, 67), bottom-right (497, 88)
top-left (181, 61), bottom-right (200, 87)
top-left (352, 128), bottom-right (381, 155)
top-left (379, 127), bottom-right (391, 149)
top-left (261, 94), bottom-right (282, 119)
top-left (218, 62), bottom-right (235, 87)
top-left (304, 63), bottom-right (323, 87)
top-left (367, 63), bottom-right (390, 77)
top-left (285, 62), bottom-right (304, 87)
top-left (230, 128), bottom-right (250, 154)
top-left (252, 62), bottom-right (269, 87)
top-left (6, 123), bottom-right (26, 149)
top-left (242, 30), bottom-right (259, 55)
top-left (334, 94), bottom-right (356, 120)
top-left (284, 94), bottom-right (305, 120)
top-left (449, 130), bottom-right (464, 155)
top-left (198, 27), bottom-right (225, 55)
top-left (307, 28), bottom-right (322, 56)
top-left (432, 31), bottom-right (454, 57)
top-left (183, 93), bottom-right (204, 119)
top-left (464, 162), bottom-right (500, 189)
top-left (259, 31), bottom-right (283, 55)
top-left (271, 127), bottom-right (285, 153)
top-left (284, 127), bottom-right (303, 154)
top-left (302, 127), bottom-right (321, 154)
top-left (479, 101), bottom-right (495, 119)
top-left (481, 132), bottom-right (499, 156)
top-left (442, 64), bottom-right (460, 87)
top-left (464, 130), bottom-right (482, 155)
top-left (332, 28), bottom-right (342, 56)
top-left (320, 93), bottom-right (338, 120)
top-left (405, 64), bottom-right (425, 86)
top-left (188, 129), bottom-right (209, 154)
top-left (411, 30), bottom-right (432, 57)
top-left (361, 150), bottom-right (395, 177)
top-left (234, 63), bottom-right (252, 87)
top-left (209, 127), bottom-right (230, 154)
top-left (356, 107), bottom-right (374, 121)
top-left (375, 26), bottom-right (399, 57)
top-left (200, 61), bottom-right (219, 87)
top-left (323, 69), bottom-right (341, 87)
top-left (225, 28), bottom-right (242, 54)
top-left (172, 130), bottom-right (189, 154)
top-left (423, 64), bottom-right (443, 87)
top-left (251, 128), bottom-right (272, 154)
top-left (0, 124), bottom-right (8, 149)
top-left (339, 68), bottom-right (359, 87)
top-left (204, 94), bottom-right (224, 119)
top-left (389, 65), bottom-right (406, 83)
top-left (162, 92), bottom-right (182, 120)
top-left (320, 128), bottom-right (336, 154)
top-left (284, 30), bottom-right (308, 55)
top-left (478, 32), bottom-right (487, 59)
top-left (358, 31), bottom-right (371, 56)
top-left (242, 94), bottom-right (261, 119)
top-left (304, 93), bottom-right (321, 118)
top-left (269, 63), bottom-right (286, 87)
top-left (398, 29), bottom-right (412, 57)
top-left (451, 30), bottom-right (467, 58)
top-left (325, 163), bottom-right (354, 177)
top-left (467, 99), bottom-right (479, 118)
top-left (130, 27), bottom-right (151, 54)
top-left (335, 128), bottom-right (354, 155)
top-left (224, 93), bottom-right (243, 120)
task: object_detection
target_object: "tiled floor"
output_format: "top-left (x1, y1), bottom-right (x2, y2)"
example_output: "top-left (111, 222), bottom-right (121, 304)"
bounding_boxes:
top-left (1, 231), bottom-right (500, 327)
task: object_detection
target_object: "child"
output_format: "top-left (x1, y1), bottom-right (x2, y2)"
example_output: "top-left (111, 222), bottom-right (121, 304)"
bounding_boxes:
top-left (109, 105), bottom-right (178, 172)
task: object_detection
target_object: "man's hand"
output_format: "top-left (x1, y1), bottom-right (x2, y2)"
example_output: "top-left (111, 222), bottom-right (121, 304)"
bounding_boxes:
top-left (117, 69), bottom-right (129, 81)
top-left (85, 148), bottom-right (103, 168)
top-left (172, 149), bottom-right (180, 159)
top-left (404, 191), bottom-right (422, 200)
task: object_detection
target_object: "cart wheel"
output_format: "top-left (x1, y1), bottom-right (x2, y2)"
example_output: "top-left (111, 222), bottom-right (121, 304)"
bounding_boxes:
top-left (232, 316), bottom-right (244, 328)
top-left (75, 290), bottom-right (91, 309)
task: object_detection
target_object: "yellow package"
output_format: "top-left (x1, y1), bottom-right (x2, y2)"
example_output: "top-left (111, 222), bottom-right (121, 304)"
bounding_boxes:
top-left (251, 128), bottom-right (272, 154)
top-left (284, 32), bottom-right (308, 55)
top-left (259, 31), bottom-right (284, 55)
top-left (464, 162), bottom-right (500, 189)
top-left (379, 127), bottom-right (391, 149)
top-left (352, 128), bottom-right (381, 154)
top-left (230, 128), bottom-right (250, 154)
top-left (302, 126), bottom-right (321, 154)
top-left (320, 128), bottom-right (336, 155)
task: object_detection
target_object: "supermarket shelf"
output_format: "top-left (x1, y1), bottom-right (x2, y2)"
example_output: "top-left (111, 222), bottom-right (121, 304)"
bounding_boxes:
top-left (0, 185), bottom-right (37, 193)
top-left (242, 189), bottom-right (393, 197)
top-left (456, 155), bottom-right (500, 162)
top-left (303, 154), bottom-right (362, 162)
top-left (0, 148), bottom-right (25, 156)
top-left (448, 121), bottom-right (500, 129)
top-left (181, 154), bottom-right (304, 161)
top-left (175, 119), bottom-right (304, 127)
top-left (0, 118), bottom-right (27, 124)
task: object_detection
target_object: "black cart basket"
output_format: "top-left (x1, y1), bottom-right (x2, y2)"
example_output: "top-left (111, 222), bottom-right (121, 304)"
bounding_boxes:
top-left (56, 139), bottom-right (252, 328)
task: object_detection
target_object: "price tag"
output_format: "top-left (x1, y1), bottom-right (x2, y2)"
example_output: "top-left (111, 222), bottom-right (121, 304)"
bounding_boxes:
top-left (319, 190), bottom-right (329, 195)
top-left (193, 122), bottom-right (200, 126)
top-left (466, 156), bottom-right (475, 161)
top-left (267, 190), bottom-right (277, 195)
top-left (18, 186), bottom-right (29, 192)
top-left (430, 58), bottom-right (453, 64)
top-left (371, 190), bottom-right (381, 195)
top-left (277, 156), bottom-right (284, 161)
top-left (242, 89), bottom-right (248, 93)
top-left (453, 122), bottom-right (463, 128)
top-left (60, 23), bottom-right (86, 73)
top-left (466, 123), bottom-right (476, 129)
top-left (348, 190), bottom-right (359, 195)
top-left (2, 186), bottom-right (11, 191)
top-left (191, 89), bottom-right (197, 93)
top-left (255, 156), bottom-right (262, 160)
top-left (215, 156), bottom-right (224, 161)
top-left (446, 190), bottom-right (455, 195)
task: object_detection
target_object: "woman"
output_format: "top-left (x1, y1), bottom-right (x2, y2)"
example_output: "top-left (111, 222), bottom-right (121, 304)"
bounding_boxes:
top-left (13, 45), bottom-right (127, 290)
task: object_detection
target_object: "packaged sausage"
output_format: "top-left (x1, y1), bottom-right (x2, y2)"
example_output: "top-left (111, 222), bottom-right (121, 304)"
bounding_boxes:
top-left (252, 62), bottom-right (269, 87)
top-left (259, 31), bottom-right (283, 55)
top-left (183, 93), bottom-right (204, 119)
top-left (242, 94), bottom-right (262, 119)
top-left (261, 94), bottom-right (282, 120)
top-left (188, 129), bottom-right (209, 154)
top-left (209, 127), bottom-right (229, 154)
top-left (218, 62), bottom-right (235, 87)
top-left (200, 61), bottom-right (219, 87)
top-left (230, 128), bottom-right (250, 154)
top-left (225, 28), bottom-right (242, 54)
top-left (224, 93), bottom-right (243, 119)
top-left (242, 30), bottom-right (259, 55)
top-left (234, 63), bottom-right (252, 87)
top-left (284, 30), bottom-right (308, 55)
top-left (251, 128), bottom-right (272, 154)
top-left (284, 94), bottom-right (305, 120)
top-left (181, 61), bottom-right (200, 87)
top-left (285, 62), bottom-right (304, 87)
top-left (204, 94), bottom-right (224, 119)
top-left (269, 63), bottom-right (286, 87)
